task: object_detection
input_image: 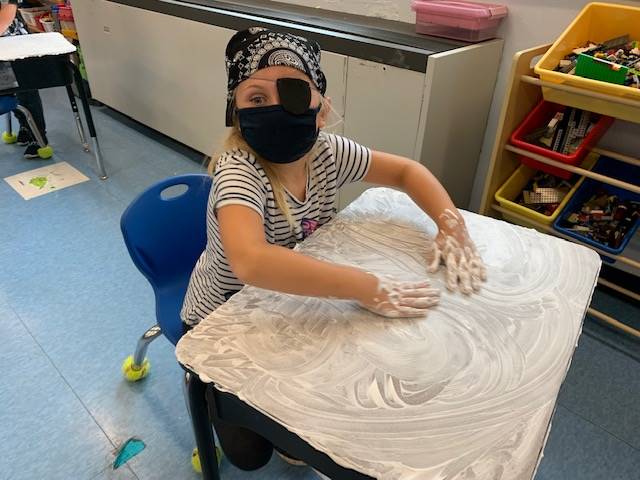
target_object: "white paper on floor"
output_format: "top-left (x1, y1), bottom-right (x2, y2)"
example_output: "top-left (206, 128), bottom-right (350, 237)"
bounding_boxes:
top-left (4, 161), bottom-right (89, 200)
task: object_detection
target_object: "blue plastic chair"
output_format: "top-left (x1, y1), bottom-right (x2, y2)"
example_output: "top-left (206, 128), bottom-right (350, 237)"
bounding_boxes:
top-left (0, 96), bottom-right (18, 116)
top-left (120, 174), bottom-right (212, 381)
top-left (1, 95), bottom-right (53, 158)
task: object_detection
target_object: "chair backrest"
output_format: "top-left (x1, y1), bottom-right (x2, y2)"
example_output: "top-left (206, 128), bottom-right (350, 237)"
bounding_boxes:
top-left (0, 96), bottom-right (18, 115)
top-left (120, 174), bottom-right (212, 304)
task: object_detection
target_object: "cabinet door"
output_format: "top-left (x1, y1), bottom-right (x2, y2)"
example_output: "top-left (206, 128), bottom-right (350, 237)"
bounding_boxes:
top-left (340, 58), bottom-right (425, 209)
top-left (74, 0), bottom-right (234, 156)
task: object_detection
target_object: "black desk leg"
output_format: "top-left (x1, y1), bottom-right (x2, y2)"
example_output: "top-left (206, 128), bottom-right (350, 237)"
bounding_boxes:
top-left (64, 85), bottom-right (89, 152)
top-left (69, 61), bottom-right (107, 180)
top-left (186, 373), bottom-right (220, 480)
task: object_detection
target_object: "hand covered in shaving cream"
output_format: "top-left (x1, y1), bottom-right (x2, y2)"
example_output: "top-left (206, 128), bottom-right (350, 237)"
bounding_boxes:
top-left (428, 209), bottom-right (487, 294)
top-left (358, 275), bottom-right (440, 318)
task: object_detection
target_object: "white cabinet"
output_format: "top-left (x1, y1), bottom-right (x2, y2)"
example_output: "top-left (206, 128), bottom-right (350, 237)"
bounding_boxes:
top-left (343, 58), bottom-right (424, 157)
top-left (339, 58), bottom-right (426, 208)
top-left (73, 1), bottom-right (502, 208)
top-left (74, 0), bottom-right (234, 155)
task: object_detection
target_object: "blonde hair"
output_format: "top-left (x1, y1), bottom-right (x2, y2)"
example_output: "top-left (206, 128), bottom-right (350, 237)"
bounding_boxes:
top-left (210, 98), bottom-right (332, 229)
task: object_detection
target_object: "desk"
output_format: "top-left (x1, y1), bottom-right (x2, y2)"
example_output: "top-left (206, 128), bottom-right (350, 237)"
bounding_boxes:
top-left (0, 32), bottom-right (106, 179)
top-left (177, 188), bottom-right (601, 480)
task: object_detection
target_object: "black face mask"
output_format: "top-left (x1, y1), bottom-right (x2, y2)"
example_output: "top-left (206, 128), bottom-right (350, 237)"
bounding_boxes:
top-left (237, 78), bottom-right (320, 164)
top-left (238, 105), bottom-right (320, 164)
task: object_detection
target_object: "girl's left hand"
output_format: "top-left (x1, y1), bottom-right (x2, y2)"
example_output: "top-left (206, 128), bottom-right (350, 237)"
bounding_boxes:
top-left (427, 209), bottom-right (487, 294)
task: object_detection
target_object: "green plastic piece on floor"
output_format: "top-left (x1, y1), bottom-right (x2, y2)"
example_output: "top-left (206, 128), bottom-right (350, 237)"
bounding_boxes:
top-left (29, 176), bottom-right (48, 189)
top-left (113, 438), bottom-right (145, 469)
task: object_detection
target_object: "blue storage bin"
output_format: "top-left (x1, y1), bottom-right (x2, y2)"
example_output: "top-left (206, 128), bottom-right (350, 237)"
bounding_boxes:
top-left (553, 156), bottom-right (640, 262)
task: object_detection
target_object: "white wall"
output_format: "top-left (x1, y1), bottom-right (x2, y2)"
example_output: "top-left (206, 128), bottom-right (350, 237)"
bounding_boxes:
top-left (277, 0), bottom-right (413, 22)
top-left (276, 0), bottom-right (640, 210)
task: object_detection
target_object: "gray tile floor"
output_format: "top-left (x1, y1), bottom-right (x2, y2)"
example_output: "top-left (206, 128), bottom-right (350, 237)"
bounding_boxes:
top-left (0, 88), bottom-right (638, 480)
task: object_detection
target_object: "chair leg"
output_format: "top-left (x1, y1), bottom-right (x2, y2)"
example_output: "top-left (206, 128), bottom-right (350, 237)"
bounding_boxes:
top-left (14, 105), bottom-right (47, 148)
top-left (14, 106), bottom-right (53, 159)
top-left (122, 324), bottom-right (161, 382)
top-left (65, 84), bottom-right (90, 152)
top-left (2, 113), bottom-right (17, 144)
top-left (70, 58), bottom-right (107, 180)
top-left (133, 324), bottom-right (162, 366)
top-left (183, 372), bottom-right (193, 418)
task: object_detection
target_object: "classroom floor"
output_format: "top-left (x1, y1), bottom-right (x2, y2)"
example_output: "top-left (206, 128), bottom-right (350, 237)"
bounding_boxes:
top-left (0, 88), bottom-right (638, 480)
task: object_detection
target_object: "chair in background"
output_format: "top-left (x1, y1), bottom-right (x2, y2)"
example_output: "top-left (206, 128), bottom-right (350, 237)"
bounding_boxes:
top-left (1, 95), bottom-right (53, 159)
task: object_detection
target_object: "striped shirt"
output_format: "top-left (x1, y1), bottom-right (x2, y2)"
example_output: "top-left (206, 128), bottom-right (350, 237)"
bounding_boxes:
top-left (0, 1), bottom-right (28, 37)
top-left (181, 133), bottom-right (371, 326)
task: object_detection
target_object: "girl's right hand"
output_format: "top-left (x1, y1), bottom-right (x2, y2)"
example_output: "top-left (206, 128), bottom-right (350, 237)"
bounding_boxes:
top-left (431, 209), bottom-right (487, 294)
top-left (357, 274), bottom-right (440, 318)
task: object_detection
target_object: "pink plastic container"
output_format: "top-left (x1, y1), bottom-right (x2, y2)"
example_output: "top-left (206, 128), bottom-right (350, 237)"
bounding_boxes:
top-left (411, 1), bottom-right (508, 42)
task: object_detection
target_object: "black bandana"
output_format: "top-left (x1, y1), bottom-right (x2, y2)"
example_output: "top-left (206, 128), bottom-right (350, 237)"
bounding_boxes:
top-left (224, 27), bottom-right (327, 126)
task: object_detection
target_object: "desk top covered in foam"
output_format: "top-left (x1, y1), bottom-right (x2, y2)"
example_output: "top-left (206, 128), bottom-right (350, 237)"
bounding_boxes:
top-left (177, 187), bottom-right (600, 480)
top-left (0, 32), bottom-right (76, 62)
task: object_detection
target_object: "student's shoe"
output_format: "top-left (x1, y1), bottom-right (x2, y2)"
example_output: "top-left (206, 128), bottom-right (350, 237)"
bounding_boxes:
top-left (24, 142), bottom-right (54, 160)
top-left (24, 142), bottom-right (45, 159)
top-left (24, 143), bottom-right (40, 159)
top-left (17, 127), bottom-right (32, 146)
top-left (274, 447), bottom-right (306, 467)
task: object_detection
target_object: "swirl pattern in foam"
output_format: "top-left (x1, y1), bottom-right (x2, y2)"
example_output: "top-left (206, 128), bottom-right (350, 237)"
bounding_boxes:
top-left (176, 188), bottom-right (601, 480)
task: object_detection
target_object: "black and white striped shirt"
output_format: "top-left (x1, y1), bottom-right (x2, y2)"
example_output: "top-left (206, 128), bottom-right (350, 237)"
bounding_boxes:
top-left (181, 133), bottom-right (371, 325)
top-left (0, 1), bottom-right (28, 37)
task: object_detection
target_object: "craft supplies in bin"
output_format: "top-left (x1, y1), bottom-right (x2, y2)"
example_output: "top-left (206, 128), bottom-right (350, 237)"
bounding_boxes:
top-left (39, 13), bottom-right (56, 32)
top-left (411, 1), bottom-right (507, 42)
top-left (535, 3), bottom-right (640, 122)
top-left (18, 6), bottom-right (51, 32)
top-left (494, 155), bottom-right (596, 227)
top-left (57, 5), bottom-right (77, 39)
top-left (510, 100), bottom-right (613, 180)
top-left (554, 156), bottom-right (640, 262)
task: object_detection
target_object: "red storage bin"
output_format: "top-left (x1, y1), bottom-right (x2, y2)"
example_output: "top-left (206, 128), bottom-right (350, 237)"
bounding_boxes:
top-left (510, 100), bottom-right (613, 179)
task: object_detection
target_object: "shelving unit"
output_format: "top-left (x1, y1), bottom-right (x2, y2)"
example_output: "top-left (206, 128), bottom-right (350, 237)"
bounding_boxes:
top-left (480, 44), bottom-right (640, 339)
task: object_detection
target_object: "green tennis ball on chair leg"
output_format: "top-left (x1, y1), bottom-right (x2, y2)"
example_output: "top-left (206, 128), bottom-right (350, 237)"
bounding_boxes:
top-left (37, 145), bottom-right (54, 159)
top-left (191, 447), bottom-right (222, 473)
top-left (2, 131), bottom-right (17, 144)
top-left (121, 355), bottom-right (150, 381)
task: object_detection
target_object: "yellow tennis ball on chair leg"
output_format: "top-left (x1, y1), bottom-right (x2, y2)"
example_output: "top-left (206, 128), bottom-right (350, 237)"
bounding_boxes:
top-left (2, 131), bottom-right (17, 144)
top-left (191, 448), bottom-right (202, 473)
top-left (37, 145), bottom-right (54, 159)
top-left (121, 355), bottom-right (150, 381)
top-left (191, 447), bottom-right (222, 473)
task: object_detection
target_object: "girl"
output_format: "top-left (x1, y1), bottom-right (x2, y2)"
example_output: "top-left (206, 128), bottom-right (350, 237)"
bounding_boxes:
top-left (0, 0), bottom-right (49, 158)
top-left (181, 27), bottom-right (486, 471)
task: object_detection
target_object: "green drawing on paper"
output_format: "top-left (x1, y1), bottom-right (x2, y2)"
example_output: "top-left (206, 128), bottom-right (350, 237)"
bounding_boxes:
top-left (29, 176), bottom-right (48, 189)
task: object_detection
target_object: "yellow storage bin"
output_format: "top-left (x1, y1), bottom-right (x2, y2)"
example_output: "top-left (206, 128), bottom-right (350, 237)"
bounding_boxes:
top-left (494, 154), bottom-right (596, 228)
top-left (535, 2), bottom-right (640, 123)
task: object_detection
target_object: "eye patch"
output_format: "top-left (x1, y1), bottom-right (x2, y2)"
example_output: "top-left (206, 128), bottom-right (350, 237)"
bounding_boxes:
top-left (277, 78), bottom-right (312, 115)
